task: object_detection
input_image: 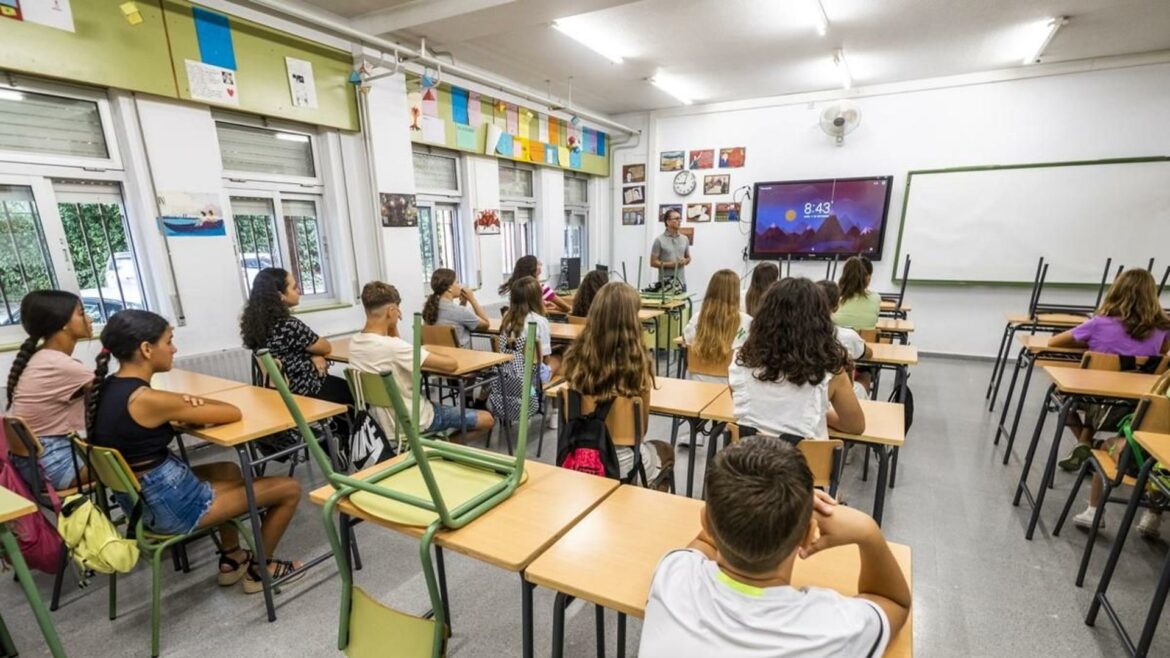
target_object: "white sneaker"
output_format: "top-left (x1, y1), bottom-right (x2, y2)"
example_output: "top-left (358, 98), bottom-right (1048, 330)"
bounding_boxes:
top-left (1137, 510), bottom-right (1162, 539)
top-left (1072, 506), bottom-right (1103, 530)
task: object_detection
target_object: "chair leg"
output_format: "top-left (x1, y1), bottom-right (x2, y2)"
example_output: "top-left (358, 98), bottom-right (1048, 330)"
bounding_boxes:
top-left (108, 572), bottom-right (117, 620)
top-left (419, 524), bottom-right (447, 658)
top-left (0, 610), bottom-right (16, 657)
top-left (50, 545), bottom-right (68, 611)
top-left (151, 551), bottom-right (163, 657)
top-left (1054, 460), bottom-right (1092, 537)
top-left (1076, 482), bottom-right (1114, 588)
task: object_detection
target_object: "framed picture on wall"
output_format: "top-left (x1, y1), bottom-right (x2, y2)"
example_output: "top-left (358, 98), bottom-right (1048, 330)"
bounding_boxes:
top-left (704, 174), bottom-right (730, 195)
top-left (686, 203), bottom-right (713, 223)
top-left (689, 150), bottom-right (714, 169)
top-left (715, 202), bottom-right (740, 222)
top-left (622, 164), bottom-right (646, 183)
top-left (659, 151), bottom-right (685, 171)
top-left (622, 207), bottom-right (645, 226)
top-left (379, 193), bottom-right (419, 227)
top-left (658, 204), bottom-right (683, 222)
top-left (718, 147), bottom-right (746, 168)
top-left (623, 185), bottom-right (645, 204)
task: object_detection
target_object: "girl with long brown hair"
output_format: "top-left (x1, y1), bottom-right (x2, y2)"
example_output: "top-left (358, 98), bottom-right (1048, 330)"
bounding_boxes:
top-left (498, 255), bottom-right (571, 314)
top-left (489, 276), bottom-right (554, 424)
top-left (421, 268), bottom-right (488, 348)
top-left (562, 281), bottom-right (673, 486)
top-left (684, 269), bottom-right (752, 384)
top-left (571, 270), bottom-right (609, 317)
top-left (833, 256), bottom-right (881, 329)
top-left (744, 262), bottom-right (779, 316)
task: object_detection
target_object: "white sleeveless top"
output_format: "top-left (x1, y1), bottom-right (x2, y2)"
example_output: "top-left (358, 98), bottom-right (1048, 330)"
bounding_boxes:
top-left (728, 354), bottom-right (830, 439)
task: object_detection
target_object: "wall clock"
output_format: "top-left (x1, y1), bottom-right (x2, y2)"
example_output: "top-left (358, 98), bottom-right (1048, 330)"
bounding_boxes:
top-left (673, 170), bottom-right (697, 196)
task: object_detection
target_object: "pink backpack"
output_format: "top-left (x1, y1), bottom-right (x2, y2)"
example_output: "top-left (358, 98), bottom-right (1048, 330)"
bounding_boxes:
top-left (0, 420), bottom-right (64, 574)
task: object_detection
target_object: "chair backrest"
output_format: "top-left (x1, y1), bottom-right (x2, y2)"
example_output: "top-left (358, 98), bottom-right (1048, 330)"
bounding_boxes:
top-left (858, 329), bottom-right (879, 343)
top-left (557, 388), bottom-right (647, 447)
top-left (686, 350), bottom-right (730, 379)
top-left (566, 315), bottom-right (588, 326)
top-left (797, 439), bottom-right (843, 489)
top-left (72, 438), bottom-right (140, 499)
top-left (2, 416), bottom-right (42, 458)
top-left (252, 353), bottom-right (285, 389)
top-left (1080, 351), bottom-right (1170, 374)
top-left (1131, 370), bottom-right (1170, 433)
top-left (257, 351), bottom-right (338, 479)
top-left (420, 324), bottom-right (459, 348)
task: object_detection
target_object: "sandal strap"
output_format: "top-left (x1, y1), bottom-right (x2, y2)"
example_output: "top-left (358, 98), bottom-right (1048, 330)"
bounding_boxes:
top-left (218, 549), bottom-right (251, 570)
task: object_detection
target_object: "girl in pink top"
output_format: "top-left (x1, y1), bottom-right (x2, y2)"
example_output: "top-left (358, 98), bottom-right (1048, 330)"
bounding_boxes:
top-left (498, 255), bottom-right (572, 314)
top-left (7, 290), bottom-right (95, 490)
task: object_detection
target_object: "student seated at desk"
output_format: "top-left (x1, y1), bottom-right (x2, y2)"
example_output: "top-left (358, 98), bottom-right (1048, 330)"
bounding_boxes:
top-left (833, 256), bottom-right (881, 331)
top-left (743, 262), bottom-right (779, 316)
top-left (1048, 270), bottom-right (1170, 531)
top-left (570, 270), bottom-right (609, 318)
top-left (240, 268), bottom-right (352, 440)
top-left (498, 255), bottom-right (571, 315)
top-left (683, 269), bottom-right (751, 384)
top-left (90, 310), bottom-right (303, 593)
top-left (349, 282), bottom-right (494, 443)
top-left (490, 277), bottom-right (554, 425)
top-left (422, 268), bottom-right (489, 349)
top-left (729, 278), bottom-right (865, 441)
top-left (7, 290), bottom-right (95, 490)
top-left (639, 438), bottom-right (911, 657)
top-left (561, 281), bottom-right (674, 487)
top-left (818, 279), bottom-right (872, 398)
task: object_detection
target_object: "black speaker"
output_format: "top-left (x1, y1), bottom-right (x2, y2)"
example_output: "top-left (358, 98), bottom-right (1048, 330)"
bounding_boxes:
top-left (559, 257), bottom-right (581, 289)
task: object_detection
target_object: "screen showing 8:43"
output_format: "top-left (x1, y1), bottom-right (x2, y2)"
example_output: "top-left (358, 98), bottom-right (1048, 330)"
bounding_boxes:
top-left (749, 176), bottom-right (893, 260)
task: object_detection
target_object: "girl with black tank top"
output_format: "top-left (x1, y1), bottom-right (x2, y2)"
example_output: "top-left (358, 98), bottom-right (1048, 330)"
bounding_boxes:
top-left (89, 310), bottom-right (305, 594)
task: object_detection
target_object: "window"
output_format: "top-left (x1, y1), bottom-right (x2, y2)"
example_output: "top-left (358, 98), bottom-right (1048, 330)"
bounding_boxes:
top-left (218, 117), bottom-right (334, 299)
top-left (499, 163), bottom-right (536, 275)
top-left (0, 81), bottom-right (147, 334)
top-left (413, 147), bottom-right (465, 283)
top-left (564, 174), bottom-right (589, 268)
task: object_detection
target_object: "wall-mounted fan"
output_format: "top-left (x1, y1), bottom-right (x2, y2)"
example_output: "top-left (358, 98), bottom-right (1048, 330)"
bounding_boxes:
top-left (819, 101), bottom-right (861, 146)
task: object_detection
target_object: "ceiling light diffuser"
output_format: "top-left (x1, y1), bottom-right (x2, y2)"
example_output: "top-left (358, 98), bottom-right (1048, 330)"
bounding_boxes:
top-left (552, 16), bottom-right (625, 64)
top-left (1022, 16), bottom-right (1068, 65)
top-left (650, 72), bottom-right (694, 105)
top-left (833, 49), bottom-right (852, 90)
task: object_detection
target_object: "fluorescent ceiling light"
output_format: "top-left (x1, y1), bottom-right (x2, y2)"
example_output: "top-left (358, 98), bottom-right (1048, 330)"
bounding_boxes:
top-left (810, 0), bottom-right (830, 36)
top-left (275, 132), bottom-right (310, 143)
top-left (1022, 16), bottom-right (1068, 65)
top-left (552, 16), bottom-right (625, 64)
top-left (649, 71), bottom-right (694, 105)
top-left (0, 89), bottom-right (25, 102)
top-left (833, 49), bottom-right (852, 90)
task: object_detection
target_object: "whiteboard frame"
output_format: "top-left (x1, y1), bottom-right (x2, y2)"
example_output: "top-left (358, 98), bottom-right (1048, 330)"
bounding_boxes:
top-left (891, 156), bottom-right (1170, 286)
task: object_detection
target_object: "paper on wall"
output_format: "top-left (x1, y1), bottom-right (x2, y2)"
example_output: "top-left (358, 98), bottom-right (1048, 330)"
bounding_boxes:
top-left (421, 87), bottom-right (438, 117)
top-left (21, 0), bottom-right (73, 32)
top-left (468, 92), bottom-right (481, 125)
top-left (455, 123), bottom-right (477, 150)
top-left (185, 60), bottom-right (239, 106)
top-left (557, 147), bottom-right (569, 167)
top-left (538, 115), bottom-right (549, 143)
top-left (285, 57), bottom-right (318, 109)
top-left (506, 105), bottom-right (518, 133)
top-left (421, 115), bottom-right (445, 143)
top-left (485, 124), bottom-right (504, 155)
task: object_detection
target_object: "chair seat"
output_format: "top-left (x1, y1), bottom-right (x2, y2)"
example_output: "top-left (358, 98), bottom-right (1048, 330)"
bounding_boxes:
top-left (350, 457), bottom-right (529, 528)
top-left (1091, 449), bottom-right (1138, 487)
top-left (347, 586), bottom-right (443, 658)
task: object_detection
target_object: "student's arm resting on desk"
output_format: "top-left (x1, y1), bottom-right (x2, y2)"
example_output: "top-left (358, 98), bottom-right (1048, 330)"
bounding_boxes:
top-left (1048, 330), bottom-right (1085, 348)
top-left (129, 388), bottom-right (243, 427)
top-left (689, 492), bottom-right (839, 559)
top-left (547, 294), bottom-right (572, 313)
top-left (826, 370), bottom-right (865, 435)
top-left (802, 505), bottom-right (911, 636)
top-left (422, 351), bottom-right (458, 373)
top-left (307, 336), bottom-right (332, 355)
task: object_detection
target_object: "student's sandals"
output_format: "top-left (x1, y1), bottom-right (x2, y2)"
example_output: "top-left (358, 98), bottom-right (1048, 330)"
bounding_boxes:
top-left (217, 548), bottom-right (253, 586)
top-left (243, 559), bottom-right (306, 595)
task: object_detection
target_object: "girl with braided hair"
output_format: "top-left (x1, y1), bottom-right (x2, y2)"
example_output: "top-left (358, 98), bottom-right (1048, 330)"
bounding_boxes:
top-left (6, 290), bottom-right (94, 489)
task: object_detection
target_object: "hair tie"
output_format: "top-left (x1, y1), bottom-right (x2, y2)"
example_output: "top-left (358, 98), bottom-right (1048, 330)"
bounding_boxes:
top-left (99, 347), bottom-right (111, 356)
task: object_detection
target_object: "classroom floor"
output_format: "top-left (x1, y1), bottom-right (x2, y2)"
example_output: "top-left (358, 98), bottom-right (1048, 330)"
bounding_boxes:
top-left (3, 356), bottom-right (1169, 657)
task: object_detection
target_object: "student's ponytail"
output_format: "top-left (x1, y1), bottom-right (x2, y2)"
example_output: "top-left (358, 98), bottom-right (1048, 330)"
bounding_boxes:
top-left (85, 349), bottom-right (111, 438)
top-left (6, 290), bottom-right (82, 407)
top-left (423, 268), bottom-right (456, 325)
top-left (86, 309), bottom-right (170, 438)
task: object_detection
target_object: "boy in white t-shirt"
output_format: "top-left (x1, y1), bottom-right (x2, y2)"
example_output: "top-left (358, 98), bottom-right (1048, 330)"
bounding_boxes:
top-left (639, 438), bottom-right (911, 658)
top-left (818, 279), bottom-right (872, 399)
top-left (347, 281), bottom-right (495, 443)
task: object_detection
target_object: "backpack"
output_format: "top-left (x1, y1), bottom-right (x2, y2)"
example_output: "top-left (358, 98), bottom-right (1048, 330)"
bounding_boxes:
top-left (348, 409), bottom-right (395, 470)
top-left (57, 494), bottom-right (140, 575)
top-left (0, 423), bottom-right (63, 574)
top-left (556, 391), bottom-right (621, 479)
top-left (889, 383), bottom-right (914, 433)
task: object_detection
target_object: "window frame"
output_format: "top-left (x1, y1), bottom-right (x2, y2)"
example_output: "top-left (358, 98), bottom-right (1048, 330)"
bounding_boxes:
top-left (412, 145), bottom-right (462, 197)
top-left (415, 199), bottom-right (465, 284)
top-left (215, 112), bottom-right (322, 188)
top-left (499, 162), bottom-right (538, 276)
top-left (0, 77), bottom-right (124, 171)
top-left (564, 173), bottom-right (590, 268)
top-left (412, 145), bottom-right (467, 285)
top-left (224, 188), bottom-right (333, 302)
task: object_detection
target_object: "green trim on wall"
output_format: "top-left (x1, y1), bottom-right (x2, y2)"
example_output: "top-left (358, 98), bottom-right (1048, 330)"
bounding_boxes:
top-left (892, 155), bottom-right (1170, 286)
top-left (163, 1), bottom-right (358, 131)
top-left (0, 0), bottom-right (176, 97)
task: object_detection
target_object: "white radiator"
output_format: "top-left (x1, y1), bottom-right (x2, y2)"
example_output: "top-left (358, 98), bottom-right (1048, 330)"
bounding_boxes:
top-left (174, 347), bottom-right (253, 384)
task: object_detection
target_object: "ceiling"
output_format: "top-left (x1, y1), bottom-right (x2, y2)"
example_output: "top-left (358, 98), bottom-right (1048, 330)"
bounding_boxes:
top-left (295, 0), bottom-right (1170, 115)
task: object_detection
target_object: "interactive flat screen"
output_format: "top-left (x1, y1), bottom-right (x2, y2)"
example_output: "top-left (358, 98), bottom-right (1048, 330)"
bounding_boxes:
top-left (749, 176), bottom-right (893, 260)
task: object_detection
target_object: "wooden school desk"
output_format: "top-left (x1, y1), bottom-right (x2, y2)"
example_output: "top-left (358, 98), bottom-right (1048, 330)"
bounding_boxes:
top-left (0, 486), bottom-right (66, 658)
top-left (648, 377), bottom-right (730, 497)
top-left (525, 485), bottom-right (913, 658)
top-left (875, 318), bottom-right (915, 345)
top-left (702, 393), bottom-right (906, 525)
top-left (481, 318), bottom-right (585, 343)
top-left (880, 299), bottom-right (912, 318)
top-left (1012, 367), bottom-right (1161, 540)
top-left (993, 335), bottom-right (1085, 465)
top-left (860, 342), bottom-right (918, 404)
top-left (309, 458), bottom-right (618, 658)
top-left (986, 312), bottom-right (1089, 411)
top-left (1088, 431), bottom-right (1170, 658)
top-left (180, 385), bottom-right (348, 622)
top-left (151, 369), bottom-right (249, 396)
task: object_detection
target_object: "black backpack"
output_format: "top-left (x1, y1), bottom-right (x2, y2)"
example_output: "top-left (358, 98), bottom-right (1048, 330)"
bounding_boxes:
top-left (556, 391), bottom-right (621, 479)
top-left (889, 383), bottom-right (914, 433)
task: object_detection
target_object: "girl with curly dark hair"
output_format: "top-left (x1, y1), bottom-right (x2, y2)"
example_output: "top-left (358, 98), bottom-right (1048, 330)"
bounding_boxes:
top-left (6, 290), bottom-right (93, 489)
top-left (239, 268), bottom-right (352, 434)
top-left (570, 270), bottom-right (609, 318)
top-left (729, 278), bottom-right (865, 440)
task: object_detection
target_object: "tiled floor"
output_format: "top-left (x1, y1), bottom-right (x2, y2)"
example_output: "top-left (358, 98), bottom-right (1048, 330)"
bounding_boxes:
top-left (2, 356), bottom-right (1168, 656)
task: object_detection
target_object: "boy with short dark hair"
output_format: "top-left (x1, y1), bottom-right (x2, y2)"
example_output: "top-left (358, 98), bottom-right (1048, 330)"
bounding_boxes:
top-left (639, 438), bottom-right (911, 657)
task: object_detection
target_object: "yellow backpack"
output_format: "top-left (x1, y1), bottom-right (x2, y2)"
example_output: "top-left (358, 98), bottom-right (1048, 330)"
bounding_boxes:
top-left (57, 494), bottom-right (140, 574)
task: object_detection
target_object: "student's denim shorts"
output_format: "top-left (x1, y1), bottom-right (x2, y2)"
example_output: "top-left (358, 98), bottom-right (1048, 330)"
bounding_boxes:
top-left (10, 434), bottom-right (79, 491)
top-left (113, 455), bottom-right (213, 536)
top-left (426, 404), bottom-right (480, 434)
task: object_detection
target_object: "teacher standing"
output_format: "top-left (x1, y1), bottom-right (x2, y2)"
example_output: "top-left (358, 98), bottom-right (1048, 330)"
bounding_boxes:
top-left (651, 208), bottom-right (691, 290)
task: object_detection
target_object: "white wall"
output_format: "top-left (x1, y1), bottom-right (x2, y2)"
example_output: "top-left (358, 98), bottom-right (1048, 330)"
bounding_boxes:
top-left (609, 63), bottom-right (1170, 356)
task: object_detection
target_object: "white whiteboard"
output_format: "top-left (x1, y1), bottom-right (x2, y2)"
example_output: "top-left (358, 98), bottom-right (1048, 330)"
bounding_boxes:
top-left (897, 159), bottom-right (1170, 283)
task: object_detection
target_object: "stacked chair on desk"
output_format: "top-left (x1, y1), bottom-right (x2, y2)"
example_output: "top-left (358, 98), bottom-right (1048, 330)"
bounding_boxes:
top-left (259, 314), bottom-right (536, 658)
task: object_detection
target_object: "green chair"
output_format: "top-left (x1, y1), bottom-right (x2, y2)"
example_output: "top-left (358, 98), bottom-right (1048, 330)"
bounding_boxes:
top-left (74, 438), bottom-right (255, 658)
top-left (257, 314), bottom-right (536, 658)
